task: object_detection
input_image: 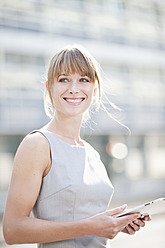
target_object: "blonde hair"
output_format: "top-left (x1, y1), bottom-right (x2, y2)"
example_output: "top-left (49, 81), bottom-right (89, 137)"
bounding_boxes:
top-left (44, 44), bottom-right (101, 119)
top-left (44, 44), bottom-right (130, 133)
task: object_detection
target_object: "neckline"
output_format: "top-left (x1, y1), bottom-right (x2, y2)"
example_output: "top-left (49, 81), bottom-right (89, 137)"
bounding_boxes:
top-left (41, 129), bottom-right (86, 149)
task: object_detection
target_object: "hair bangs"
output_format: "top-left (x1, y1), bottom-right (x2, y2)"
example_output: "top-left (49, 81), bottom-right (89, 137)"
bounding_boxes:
top-left (56, 49), bottom-right (96, 82)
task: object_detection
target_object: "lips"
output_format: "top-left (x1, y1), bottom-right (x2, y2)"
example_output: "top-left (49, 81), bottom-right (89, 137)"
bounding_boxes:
top-left (63, 97), bottom-right (85, 104)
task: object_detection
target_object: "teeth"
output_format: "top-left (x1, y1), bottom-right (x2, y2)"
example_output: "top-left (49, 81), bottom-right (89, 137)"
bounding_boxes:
top-left (65, 98), bottom-right (83, 103)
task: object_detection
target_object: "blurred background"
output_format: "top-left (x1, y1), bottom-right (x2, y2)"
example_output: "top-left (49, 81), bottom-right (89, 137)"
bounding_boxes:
top-left (0, 0), bottom-right (165, 247)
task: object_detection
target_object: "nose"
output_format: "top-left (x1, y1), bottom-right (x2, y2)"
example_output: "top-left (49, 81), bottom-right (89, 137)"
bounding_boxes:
top-left (68, 80), bottom-right (80, 94)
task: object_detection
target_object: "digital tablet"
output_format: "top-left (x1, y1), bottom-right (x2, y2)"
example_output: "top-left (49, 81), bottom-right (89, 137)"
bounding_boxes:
top-left (115, 197), bottom-right (165, 218)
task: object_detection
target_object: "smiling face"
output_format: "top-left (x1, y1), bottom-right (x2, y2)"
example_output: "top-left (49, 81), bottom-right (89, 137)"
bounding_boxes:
top-left (52, 71), bottom-right (95, 119)
top-left (45, 45), bottom-right (101, 120)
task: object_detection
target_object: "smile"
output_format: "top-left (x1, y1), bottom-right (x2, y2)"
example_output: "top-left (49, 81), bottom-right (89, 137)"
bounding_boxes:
top-left (63, 98), bottom-right (85, 104)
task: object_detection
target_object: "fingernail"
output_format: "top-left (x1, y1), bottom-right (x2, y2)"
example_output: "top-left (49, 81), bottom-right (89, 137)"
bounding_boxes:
top-left (138, 213), bottom-right (141, 218)
top-left (121, 204), bottom-right (127, 209)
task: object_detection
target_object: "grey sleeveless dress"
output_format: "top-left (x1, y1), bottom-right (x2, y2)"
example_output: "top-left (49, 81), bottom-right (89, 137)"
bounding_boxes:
top-left (32, 129), bottom-right (114, 248)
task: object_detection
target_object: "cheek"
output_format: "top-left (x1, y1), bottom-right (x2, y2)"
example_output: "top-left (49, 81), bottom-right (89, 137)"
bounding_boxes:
top-left (52, 84), bottom-right (63, 97)
top-left (85, 85), bottom-right (95, 97)
top-left (51, 87), bottom-right (61, 106)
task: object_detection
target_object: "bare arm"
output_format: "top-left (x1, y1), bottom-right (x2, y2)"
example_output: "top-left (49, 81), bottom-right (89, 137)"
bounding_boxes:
top-left (3, 133), bottom-right (142, 245)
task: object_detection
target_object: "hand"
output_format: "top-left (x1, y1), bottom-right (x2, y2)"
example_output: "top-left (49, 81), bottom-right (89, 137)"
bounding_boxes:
top-left (121, 214), bottom-right (151, 235)
top-left (87, 205), bottom-right (142, 239)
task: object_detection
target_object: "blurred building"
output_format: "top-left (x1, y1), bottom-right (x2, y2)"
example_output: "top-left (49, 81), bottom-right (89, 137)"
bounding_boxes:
top-left (0, 0), bottom-right (165, 214)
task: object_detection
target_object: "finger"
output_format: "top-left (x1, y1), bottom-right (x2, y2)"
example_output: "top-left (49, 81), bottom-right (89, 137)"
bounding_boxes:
top-left (129, 222), bottom-right (140, 231)
top-left (118, 213), bottom-right (141, 230)
top-left (133, 219), bottom-right (145, 227)
top-left (106, 204), bottom-right (127, 216)
top-left (142, 215), bottom-right (152, 221)
top-left (125, 225), bottom-right (136, 235)
top-left (121, 227), bottom-right (128, 234)
top-left (120, 213), bottom-right (141, 222)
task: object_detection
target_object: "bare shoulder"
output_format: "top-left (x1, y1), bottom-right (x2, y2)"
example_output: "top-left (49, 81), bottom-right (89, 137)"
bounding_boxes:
top-left (14, 131), bottom-right (51, 176)
top-left (19, 131), bottom-right (50, 153)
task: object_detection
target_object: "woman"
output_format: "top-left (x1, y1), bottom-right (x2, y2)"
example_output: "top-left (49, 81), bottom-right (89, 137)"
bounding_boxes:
top-left (3, 45), bottom-right (150, 247)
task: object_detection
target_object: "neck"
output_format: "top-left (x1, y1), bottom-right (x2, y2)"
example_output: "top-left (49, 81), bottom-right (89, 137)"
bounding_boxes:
top-left (47, 114), bottom-right (82, 142)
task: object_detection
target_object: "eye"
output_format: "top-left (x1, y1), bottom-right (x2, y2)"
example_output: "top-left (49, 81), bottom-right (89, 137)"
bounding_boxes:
top-left (58, 78), bottom-right (68, 83)
top-left (80, 77), bottom-right (90, 82)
